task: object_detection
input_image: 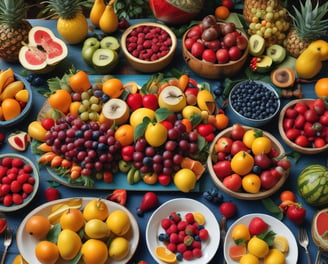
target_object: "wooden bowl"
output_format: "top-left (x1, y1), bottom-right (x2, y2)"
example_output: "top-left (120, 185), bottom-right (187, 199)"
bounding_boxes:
top-left (207, 126), bottom-right (289, 200)
top-left (120, 22), bottom-right (177, 73)
top-left (182, 24), bottom-right (248, 79)
top-left (278, 99), bottom-right (328, 154)
top-left (0, 74), bottom-right (33, 127)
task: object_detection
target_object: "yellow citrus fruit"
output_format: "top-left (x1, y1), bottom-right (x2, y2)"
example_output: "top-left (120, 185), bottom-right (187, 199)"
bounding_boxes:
top-left (83, 199), bottom-right (109, 221)
top-left (145, 122), bottom-right (168, 147)
top-left (242, 173), bottom-right (261, 193)
top-left (231, 151), bottom-right (254, 176)
top-left (155, 246), bottom-right (177, 263)
top-left (247, 236), bottom-right (269, 258)
top-left (35, 240), bottom-right (59, 264)
top-left (129, 107), bottom-right (155, 127)
top-left (102, 78), bottom-right (124, 98)
top-left (69, 101), bottom-right (82, 115)
top-left (114, 124), bottom-right (134, 146)
top-left (231, 223), bottom-right (251, 241)
top-left (243, 129), bottom-right (260, 148)
top-left (240, 253), bottom-right (260, 264)
top-left (57, 229), bottom-right (82, 260)
top-left (273, 235), bottom-right (289, 253)
top-left (106, 210), bottom-right (131, 236)
top-left (12, 254), bottom-right (28, 264)
top-left (48, 89), bottom-right (72, 114)
top-left (81, 239), bottom-right (108, 264)
top-left (315, 77), bottom-right (328, 97)
top-left (59, 208), bottom-right (85, 232)
top-left (193, 212), bottom-right (205, 225)
top-left (15, 89), bottom-right (29, 103)
top-left (264, 249), bottom-right (286, 264)
top-left (173, 168), bottom-right (197, 192)
top-left (25, 215), bottom-right (51, 240)
top-left (1, 98), bottom-right (21, 120)
top-left (251, 136), bottom-right (272, 155)
top-left (108, 236), bottom-right (130, 260)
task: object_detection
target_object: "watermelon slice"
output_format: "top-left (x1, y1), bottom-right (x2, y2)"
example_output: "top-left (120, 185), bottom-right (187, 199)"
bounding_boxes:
top-left (312, 208), bottom-right (328, 251)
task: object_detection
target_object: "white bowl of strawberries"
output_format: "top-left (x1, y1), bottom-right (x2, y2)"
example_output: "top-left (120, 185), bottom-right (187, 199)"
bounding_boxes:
top-left (278, 98), bottom-right (328, 154)
top-left (182, 15), bottom-right (248, 79)
top-left (207, 125), bottom-right (290, 200)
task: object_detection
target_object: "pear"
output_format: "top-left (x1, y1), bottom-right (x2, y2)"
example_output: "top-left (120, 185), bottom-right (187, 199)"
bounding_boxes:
top-left (99, 2), bottom-right (119, 34)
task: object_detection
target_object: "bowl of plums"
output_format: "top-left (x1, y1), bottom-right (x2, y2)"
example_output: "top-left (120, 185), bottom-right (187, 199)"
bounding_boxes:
top-left (121, 22), bottom-right (177, 73)
top-left (182, 15), bottom-right (249, 79)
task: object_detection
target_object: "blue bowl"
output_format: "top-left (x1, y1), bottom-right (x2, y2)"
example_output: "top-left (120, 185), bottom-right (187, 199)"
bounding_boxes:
top-left (227, 80), bottom-right (280, 127)
top-left (0, 73), bottom-right (33, 127)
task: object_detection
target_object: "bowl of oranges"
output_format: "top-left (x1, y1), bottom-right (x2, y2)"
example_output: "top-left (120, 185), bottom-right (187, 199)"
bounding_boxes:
top-left (0, 71), bottom-right (32, 127)
top-left (207, 125), bottom-right (290, 200)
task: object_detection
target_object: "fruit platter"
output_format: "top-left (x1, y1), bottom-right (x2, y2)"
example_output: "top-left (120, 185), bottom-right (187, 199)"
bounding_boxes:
top-left (16, 197), bottom-right (139, 264)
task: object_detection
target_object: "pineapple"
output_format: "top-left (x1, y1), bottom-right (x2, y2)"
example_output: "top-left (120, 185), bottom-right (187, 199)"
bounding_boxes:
top-left (41, 0), bottom-right (90, 44)
top-left (284, 0), bottom-right (328, 58)
top-left (0, 0), bottom-right (32, 62)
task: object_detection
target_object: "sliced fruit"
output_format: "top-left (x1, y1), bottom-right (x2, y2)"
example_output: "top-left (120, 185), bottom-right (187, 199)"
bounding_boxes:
top-left (92, 48), bottom-right (119, 74)
top-left (155, 246), bottom-right (176, 263)
top-left (50, 198), bottom-right (83, 212)
top-left (7, 131), bottom-right (30, 151)
top-left (248, 34), bottom-right (265, 56)
top-left (266, 44), bottom-right (286, 64)
top-left (123, 81), bottom-right (140, 93)
top-left (229, 245), bottom-right (247, 261)
top-left (196, 89), bottom-right (216, 114)
top-left (102, 98), bottom-right (130, 125)
top-left (181, 157), bottom-right (206, 179)
top-left (273, 235), bottom-right (289, 253)
top-left (100, 36), bottom-right (120, 51)
top-left (271, 67), bottom-right (296, 88)
top-left (312, 208), bottom-right (328, 251)
top-left (193, 212), bottom-right (205, 225)
top-left (158, 85), bottom-right (186, 112)
top-left (254, 55), bottom-right (272, 73)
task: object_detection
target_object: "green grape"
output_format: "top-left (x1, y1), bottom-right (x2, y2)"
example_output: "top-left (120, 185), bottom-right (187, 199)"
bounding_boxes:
top-left (81, 92), bottom-right (90, 100)
top-left (89, 96), bottom-right (99, 104)
top-left (255, 23), bottom-right (262, 30)
top-left (80, 112), bottom-right (89, 121)
top-left (79, 105), bottom-right (87, 113)
top-left (89, 112), bottom-right (98, 121)
top-left (264, 28), bottom-right (272, 38)
top-left (265, 12), bottom-right (273, 22)
top-left (82, 99), bottom-right (90, 107)
top-left (266, 6), bottom-right (273, 13)
top-left (90, 104), bottom-right (101, 112)
top-left (249, 23), bottom-right (256, 30)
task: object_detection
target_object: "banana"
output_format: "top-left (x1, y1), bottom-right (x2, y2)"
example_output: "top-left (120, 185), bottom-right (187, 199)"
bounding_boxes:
top-left (0, 68), bottom-right (14, 94)
top-left (48, 198), bottom-right (83, 225)
top-left (127, 167), bottom-right (136, 185)
top-left (0, 80), bottom-right (24, 102)
top-left (50, 198), bottom-right (82, 212)
top-left (133, 169), bottom-right (141, 183)
top-left (118, 160), bottom-right (131, 173)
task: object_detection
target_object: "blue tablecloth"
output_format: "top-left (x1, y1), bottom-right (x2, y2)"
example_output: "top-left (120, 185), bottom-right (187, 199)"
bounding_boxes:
top-left (0, 19), bottom-right (327, 264)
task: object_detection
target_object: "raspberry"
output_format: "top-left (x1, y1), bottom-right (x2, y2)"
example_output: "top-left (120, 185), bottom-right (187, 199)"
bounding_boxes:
top-left (192, 248), bottom-right (202, 258)
top-left (177, 243), bottom-right (187, 253)
top-left (185, 212), bottom-right (195, 224)
top-left (199, 228), bottom-right (209, 241)
top-left (166, 242), bottom-right (177, 253)
top-left (177, 220), bottom-right (188, 230)
top-left (191, 240), bottom-right (202, 249)
top-left (161, 218), bottom-right (172, 229)
top-left (169, 233), bottom-right (179, 244)
top-left (169, 212), bottom-right (181, 222)
top-left (166, 223), bottom-right (178, 235)
top-left (185, 224), bottom-right (196, 236)
top-left (183, 250), bottom-right (193, 260)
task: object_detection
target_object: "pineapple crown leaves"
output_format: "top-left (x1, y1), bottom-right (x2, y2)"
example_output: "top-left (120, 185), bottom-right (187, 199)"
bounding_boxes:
top-left (0, 0), bottom-right (28, 27)
top-left (41, 0), bottom-right (90, 19)
top-left (289, 0), bottom-right (328, 40)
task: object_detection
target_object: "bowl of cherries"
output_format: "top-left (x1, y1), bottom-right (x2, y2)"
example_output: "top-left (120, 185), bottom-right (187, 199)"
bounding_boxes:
top-left (182, 15), bottom-right (249, 79)
top-left (120, 22), bottom-right (177, 73)
top-left (278, 98), bottom-right (328, 154)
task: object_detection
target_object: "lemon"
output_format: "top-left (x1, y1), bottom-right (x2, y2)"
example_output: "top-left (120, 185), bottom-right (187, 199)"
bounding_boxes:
top-left (129, 107), bottom-right (155, 127)
top-left (85, 219), bottom-right (110, 239)
top-left (273, 235), bottom-right (289, 253)
top-left (173, 168), bottom-right (197, 192)
top-left (193, 212), bottom-right (205, 225)
top-left (240, 253), bottom-right (260, 264)
top-left (231, 223), bottom-right (251, 242)
top-left (57, 229), bottom-right (82, 260)
top-left (108, 236), bottom-right (130, 260)
top-left (106, 210), bottom-right (131, 236)
top-left (248, 236), bottom-right (269, 258)
top-left (264, 249), bottom-right (285, 264)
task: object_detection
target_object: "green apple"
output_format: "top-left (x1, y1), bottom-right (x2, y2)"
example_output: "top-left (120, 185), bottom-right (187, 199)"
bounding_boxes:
top-left (100, 36), bottom-right (120, 51)
top-left (92, 48), bottom-right (119, 74)
top-left (83, 37), bottom-right (100, 49)
top-left (82, 46), bottom-right (99, 65)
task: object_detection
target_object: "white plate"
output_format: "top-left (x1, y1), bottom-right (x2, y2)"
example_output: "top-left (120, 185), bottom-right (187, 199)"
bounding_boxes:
top-left (224, 213), bottom-right (298, 263)
top-left (16, 197), bottom-right (140, 264)
top-left (146, 198), bottom-right (220, 264)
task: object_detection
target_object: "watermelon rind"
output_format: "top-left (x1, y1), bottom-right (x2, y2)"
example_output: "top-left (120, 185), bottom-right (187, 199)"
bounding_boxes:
top-left (311, 208), bottom-right (328, 251)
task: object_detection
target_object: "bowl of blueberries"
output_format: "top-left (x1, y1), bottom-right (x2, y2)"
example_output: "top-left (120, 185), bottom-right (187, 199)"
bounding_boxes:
top-left (227, 80), bottom-right (280, 127)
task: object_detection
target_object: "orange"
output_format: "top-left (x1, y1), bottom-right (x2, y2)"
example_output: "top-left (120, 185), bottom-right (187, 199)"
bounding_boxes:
top-left (59, 208), bottom-right (85, 232)
top-left (231, 151), bottom-right (254, 176)
top-left (69, 101), bottom-right (82, 115)
top-left (251, 136), bottom-right (272, 155)
top-left (315, 78), bottom-right (328, 97)
top-left (98, 112), bottom-right (114, 126)
top-left (1, 98), bottom-right (21, 120)
top-left (114, 124), bottom-right (134, 146)
top-left (81, 239), bottom-right (108, 264)
top-left (231, 223), bottom-right (250, 241)
top-left (68, 70), bottom-right (91, 93)
top-left (243, 129), bottom-right (261, 148)
top-left (280, 190), bottom-right (296, 202)
top-left (242, 173), bottom-right (261, 193)
top-left (102, 78), bottom-right (124, 98)
top-left (264, 249), bottom-right (285, 264)
top-left (25, 215), bottom-right (51, 240)
top-left (48, 89), bottom-right (72, 114)
top-left (215, 113), bottom-right (229, 130)
top-left (12, 254), bottom-right (28, 264)
top-left (229, 245), bottom-right (247, 261)
top-left (181, 157), bottom-right (206, 179)
top-left (35, 240), bottom-right (59, 264)
top-left (215, 6), bottom-right (230, 20)
top-left (181, 118), bottom-right (192, 132)
top-left (155, 246), bottom-right (177, 263)
top-left (240, 253), bottom-right (260, 264)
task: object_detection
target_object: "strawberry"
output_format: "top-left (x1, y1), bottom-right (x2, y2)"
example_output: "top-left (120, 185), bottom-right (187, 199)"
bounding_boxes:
top-left (106, 189), bottom-right (127, 205)
top-left (45, 187), bottom-right (61, 202)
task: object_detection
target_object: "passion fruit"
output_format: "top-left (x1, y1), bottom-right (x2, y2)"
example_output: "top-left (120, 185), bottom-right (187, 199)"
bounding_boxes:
top-left (271, 67), bottom-right (296, 88)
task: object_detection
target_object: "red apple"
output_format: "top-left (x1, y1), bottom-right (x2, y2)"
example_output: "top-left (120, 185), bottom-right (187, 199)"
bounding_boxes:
top-left (223, 173), bottom-right (242, 191)
top-left (231, 124), bottom-right (245, 140)
top-left (184, 87), bottom-right (198, 97)
top-left (127, 93), bottom-right (143, 110)
top-left (185, 37), bottom-right (196, 50)
top-left (222, 0), bottom-right (234, 10)
top-left (230, 140), bottom-right (249, 156)
top-left (236, 35), bottom-right (248, 50)
top-left (205, 39), bottom-right (221, 51)
top-left (254, 153), bottom-right (272, 169)
top-left (202, 49), bottom-right (217, 63)
top-left (142, 94), bottom-right (159, 110)
top-left (223, 32), bottom-right (237, 47)
top-left (248, 217), bottom-right (269, 236)
top-left (216, 48), bottom-right (229, 64)
top-left (228, 46), bottom-right (242, 61)
top-left (191, 41), bottom-right (204, 58)
top-left (187, 25), bottom-right (203, 39)
top-left (215, 137), bottom-right (233, 153)
top-left (260, 170), bottom-right (277, 189)
top-left (213, 160), bottom-right (232, 180)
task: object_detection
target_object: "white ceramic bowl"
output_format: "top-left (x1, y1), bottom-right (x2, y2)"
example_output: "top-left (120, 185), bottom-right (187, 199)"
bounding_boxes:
top-left (0, 74), bottom-right (33, 127)
top-left (0, 153), bottom-right (39, 212)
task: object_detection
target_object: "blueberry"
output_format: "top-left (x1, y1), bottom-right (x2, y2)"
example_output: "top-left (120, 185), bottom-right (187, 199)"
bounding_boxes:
top-left (176, 252), bottom-right (183, 261)
top-left (158, 233), bottom-right (168, 241)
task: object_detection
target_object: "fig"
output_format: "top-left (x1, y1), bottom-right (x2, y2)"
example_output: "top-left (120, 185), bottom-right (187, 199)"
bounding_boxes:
top-left (220, 22), bottom-right (236, 35)
top-left (201, 15), bottom-right (217, 30)
top-left (271, 67), bottom-right (296, 88)
top-left (202, 26), bottom-right (219, 41)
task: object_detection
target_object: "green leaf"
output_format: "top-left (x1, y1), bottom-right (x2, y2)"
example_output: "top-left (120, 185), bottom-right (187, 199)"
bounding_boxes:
top-left (70, 252), bottom-right (82, 264)
top-left (134, 117), bottom-right (150, 141)
top-left (257, 230), bottom-right (276, 246)
top-left (286, 151), bottom-right (302, 163)
top-left (30, 139), bottom-right (44, 155)
top-left (46, 223), bottom-right (61, 244)
top-left (190, 114), bottom-right (202, 127)
top-left (234, 238), bottom-right (247, 246)
top-left (262, 198), bottom-right (284, 220)
top-left (200, 82), bottom-right (211, 91)
top-left (155, 108), bottom-right (173, 122)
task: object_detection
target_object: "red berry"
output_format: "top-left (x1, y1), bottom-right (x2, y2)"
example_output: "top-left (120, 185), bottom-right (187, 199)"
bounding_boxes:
top-left (45, 187), bottom-right (61, 202)
top-left (161, 218), bottom-right (172, 230)
top-left (219, 202), bottom-right (237, 218)
top-left (23, 164), bottom-right (33, 173)
top-left (192, 247), bottom-right (202, 258)
top-left (177, 243), bottom-right (187, 253)
top-left (166, 242), bottom-right (177, 253)
top-left (11, 158), bottom-right (24, 168)
top-left (12, 193), bottom-right (23, 204)
top-left (22, 183), bottom-right (34, 194)
top-left (185, 212), bottom-right (195, 224)
top-left (183, 250), bottom-right (193, 260)
top-left (198, 228), bottom-right (209, 240)
top-left (1, 157), bottom-right (12, 167)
